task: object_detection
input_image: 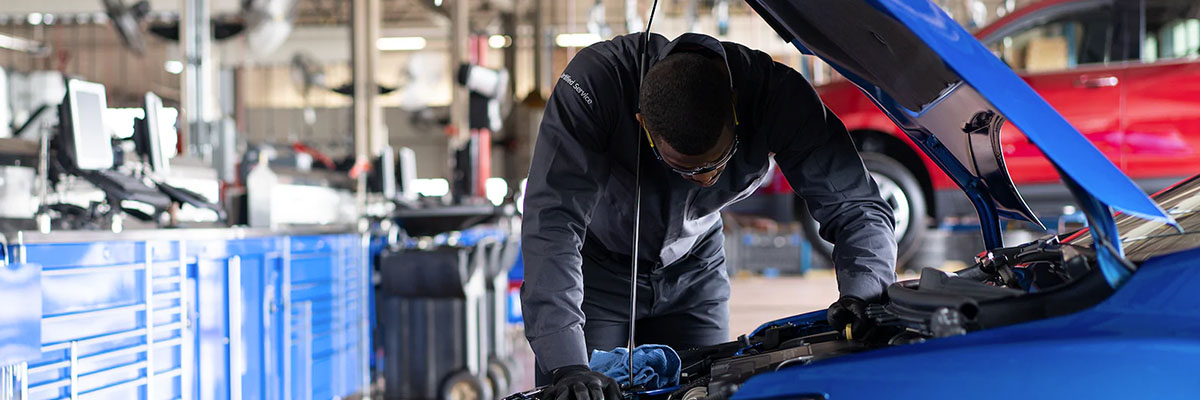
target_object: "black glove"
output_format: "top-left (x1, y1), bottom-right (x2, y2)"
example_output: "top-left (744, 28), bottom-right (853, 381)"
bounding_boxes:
top-left (542, 365), bottom-right (622, 400)
top-left (827, 296), bottom-right (876, 341)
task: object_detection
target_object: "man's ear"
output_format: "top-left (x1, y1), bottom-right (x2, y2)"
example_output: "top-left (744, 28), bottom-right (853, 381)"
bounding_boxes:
top-left (635, 113), bottom-right (644, 126)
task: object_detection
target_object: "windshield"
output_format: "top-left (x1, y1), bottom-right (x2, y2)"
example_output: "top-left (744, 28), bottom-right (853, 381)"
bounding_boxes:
top-left (1067, 175), bottom-right (1200, 262)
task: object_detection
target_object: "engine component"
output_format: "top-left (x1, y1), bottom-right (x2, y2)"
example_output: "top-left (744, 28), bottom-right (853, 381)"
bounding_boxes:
top-left (929, 307), bottom-right (967, 338)
top-left (694, 331), bottom-right (863, 400)
top-left (676, 384), bottom-right (708, 400)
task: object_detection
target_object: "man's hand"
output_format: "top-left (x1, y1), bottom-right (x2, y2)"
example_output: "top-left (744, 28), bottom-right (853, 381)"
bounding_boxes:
top-left (542, 365), bottom-right (623, 400)
top-left (827, 296), bottom-right (875, 341)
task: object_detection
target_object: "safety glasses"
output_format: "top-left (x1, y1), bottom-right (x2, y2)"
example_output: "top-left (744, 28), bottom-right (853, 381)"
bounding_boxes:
top-left (643, 106), bottom-right (740, 176)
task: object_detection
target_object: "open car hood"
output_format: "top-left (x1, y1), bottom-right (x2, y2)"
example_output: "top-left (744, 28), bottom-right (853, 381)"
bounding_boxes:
top-left (745, 0), bottom-right (1176, 285)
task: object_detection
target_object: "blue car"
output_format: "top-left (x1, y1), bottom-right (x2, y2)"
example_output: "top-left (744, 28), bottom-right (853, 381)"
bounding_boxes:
top-left (510, 0), bottom-right (1200, 398)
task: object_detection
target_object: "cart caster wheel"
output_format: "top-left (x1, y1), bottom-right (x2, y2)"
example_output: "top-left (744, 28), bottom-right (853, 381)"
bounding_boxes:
top-left (486, 360), bottom-right (512, 398)
top-left (441, 370), bottom-right (493, 400)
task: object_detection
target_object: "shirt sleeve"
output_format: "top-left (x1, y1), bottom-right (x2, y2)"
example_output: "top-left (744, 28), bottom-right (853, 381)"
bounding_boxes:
top-left (520, 46), bottom-right (616, 372)
top-left (760, 61), bottom-right (898, 302)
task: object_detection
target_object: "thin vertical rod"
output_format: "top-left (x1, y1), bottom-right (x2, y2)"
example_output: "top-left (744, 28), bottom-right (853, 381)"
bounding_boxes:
top-left (69, 341), bottom-right (78, 400)
top-left (627, 129), bottom-right (642, 389)
top-left (629, 0), bottom-right (659, 388)
top-left (144, 244), bottom-right (155, 400)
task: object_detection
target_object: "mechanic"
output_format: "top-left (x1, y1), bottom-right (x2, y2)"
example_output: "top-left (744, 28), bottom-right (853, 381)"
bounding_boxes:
top-left (521, 32), bottom-right (898, 399)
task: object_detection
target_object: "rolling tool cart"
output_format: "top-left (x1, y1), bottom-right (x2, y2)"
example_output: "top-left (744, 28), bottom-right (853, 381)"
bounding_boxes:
top-left (481, 236), bottom-right (520, 399)
top-left (379, 240), bottom-right (490, 400)
top-left (378, 204), bottom-right (518, 400)
top-left (725, 223), bottom-right (814, 276)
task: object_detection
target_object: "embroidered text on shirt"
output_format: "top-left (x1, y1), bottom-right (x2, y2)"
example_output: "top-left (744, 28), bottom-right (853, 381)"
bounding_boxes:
top-left (560, 73), bottom-right (594, 105)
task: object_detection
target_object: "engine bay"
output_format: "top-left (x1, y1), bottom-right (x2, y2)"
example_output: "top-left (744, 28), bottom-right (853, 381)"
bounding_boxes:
top-left (504, 234), bottom-right (1119, 400)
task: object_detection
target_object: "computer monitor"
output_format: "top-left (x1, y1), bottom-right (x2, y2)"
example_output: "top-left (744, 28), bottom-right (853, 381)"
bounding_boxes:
top-left (134, 92), bottom-right (170, 175)
top-left (60, 79), bottom-right (114, 171)
top-left (379, 146), bottom-right (396, 199)
top-left (396, 146), bottom-right (417, 201)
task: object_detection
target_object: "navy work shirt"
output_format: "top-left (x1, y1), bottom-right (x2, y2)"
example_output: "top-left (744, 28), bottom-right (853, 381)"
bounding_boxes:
top-left (521, 32), bottom-right (898, 372)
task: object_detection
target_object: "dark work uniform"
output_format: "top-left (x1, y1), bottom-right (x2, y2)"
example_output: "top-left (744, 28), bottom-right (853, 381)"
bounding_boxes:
top-left (521, 32), bottom-right (897, 382)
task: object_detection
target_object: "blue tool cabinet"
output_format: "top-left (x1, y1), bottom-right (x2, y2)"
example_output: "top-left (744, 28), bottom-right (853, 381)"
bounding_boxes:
top-left (0, 229), bottom-right (371, 400)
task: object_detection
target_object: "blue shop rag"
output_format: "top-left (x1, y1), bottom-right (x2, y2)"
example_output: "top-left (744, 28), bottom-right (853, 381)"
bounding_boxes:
top-left (588, 345), bottom-right (681, 389)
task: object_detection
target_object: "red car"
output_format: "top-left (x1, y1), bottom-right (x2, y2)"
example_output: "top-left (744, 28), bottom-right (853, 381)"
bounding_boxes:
top-left (764, 0), bottom-right (1200, 264)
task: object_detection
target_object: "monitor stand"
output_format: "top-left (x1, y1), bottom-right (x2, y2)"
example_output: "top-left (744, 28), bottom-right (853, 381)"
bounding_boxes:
top-left (81, 169), bottom-right (172, 216)
top-left (153, 180), bottom-right (227, 221)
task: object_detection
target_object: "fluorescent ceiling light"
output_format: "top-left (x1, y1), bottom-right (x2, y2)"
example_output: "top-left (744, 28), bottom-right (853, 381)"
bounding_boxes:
top-left (0, 32), bottom-right (47, 55)
top-left (488, 35), bottom-right (511, 49)
top-left (555, 33), bottom-right (602, 48)
top-left (377, 37), bottom-right (427, 51)
top-left (26, 13), bottom-right (43, 25)
top-left (164, 60), bottom-right (184, 75)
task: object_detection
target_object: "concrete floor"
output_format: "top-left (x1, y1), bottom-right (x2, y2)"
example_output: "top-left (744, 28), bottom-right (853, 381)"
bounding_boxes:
top-left (727, 271), bottom-right (841, 338)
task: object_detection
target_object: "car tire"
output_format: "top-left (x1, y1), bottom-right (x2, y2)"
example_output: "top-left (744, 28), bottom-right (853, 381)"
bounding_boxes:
top-left (798, 152), bottom-right (927, 269)
top-left (440, 370), bottom-right (492, 400)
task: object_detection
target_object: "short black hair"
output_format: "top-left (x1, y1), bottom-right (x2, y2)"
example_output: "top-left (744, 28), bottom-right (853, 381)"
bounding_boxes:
top-left (639, 51), bottom-right (733, 156)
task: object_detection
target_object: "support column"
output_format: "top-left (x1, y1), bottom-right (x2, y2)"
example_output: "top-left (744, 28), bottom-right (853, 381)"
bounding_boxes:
top-left (181, 0), bottom-right (213, 159)
top-left (450, 0), bottom-right (471, 152)
top-left (533, 0), bottom-right (550, 99)
top-left (501, 11), bottom-right (520, 181)
top-left (351, 0), bottom-right (381, 208)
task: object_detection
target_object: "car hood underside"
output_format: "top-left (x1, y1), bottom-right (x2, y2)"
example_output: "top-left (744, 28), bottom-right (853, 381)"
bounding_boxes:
top-left (744, 0), bottom-right (1175, 285)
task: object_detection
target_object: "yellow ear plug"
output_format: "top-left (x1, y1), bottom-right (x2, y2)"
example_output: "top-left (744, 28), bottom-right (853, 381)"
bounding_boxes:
top-left (844, 324), bottom-right (853, 341)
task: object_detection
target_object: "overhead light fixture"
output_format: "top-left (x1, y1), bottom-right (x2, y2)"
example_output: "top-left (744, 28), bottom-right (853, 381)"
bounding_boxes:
top-left (0, 32), bottom-right (48, 55)
top-left (26, 13), bottom-right (44, 25)
top-left (377, 36), bottom-right (427, 51)
top-left (555, 33), bottom-right (602, 48)
top-left (488, 35), bottom-right (511, 49)
top-left (164, 60), bottom-right (184, 74)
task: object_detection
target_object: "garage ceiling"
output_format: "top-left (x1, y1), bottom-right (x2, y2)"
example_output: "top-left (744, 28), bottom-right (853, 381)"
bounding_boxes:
top-left (0, 0), bottom-right (650, 31)
top-left (0, 0), bottom-right (241, 14)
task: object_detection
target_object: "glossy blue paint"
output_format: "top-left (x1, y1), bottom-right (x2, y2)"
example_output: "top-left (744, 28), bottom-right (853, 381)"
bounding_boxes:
top-left (190, 236), bottom-right (290, 400)
top-left (6, 231), bottom-right (369, 400)
top-left (736, 311), bottom-right (830, 356)
top-left (286, 234), bottom-right (368, 400)
top-left (22, 239), bottom-right (188, 400)
top-left (748, 310), bottom-right (826, 339)
top-left (190, 234), bottom-right (369, 400)
top-left (748, 0), bottom-right (1173, 251)
top-left (0, 262), bottom-right (41, 367)
top-left (724, 2), bottom-right (1199, 398)
top-left (1062, 172), bottom-right (1131, 287)
top-left (867, 0), bottom-right (1174, 224)
top-left (769, 21), bottom-right (1042, 249)
top-left (732, 247), bottom-right (1200, 399)
top-left (862, 0), bottom-right (1154, 286)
